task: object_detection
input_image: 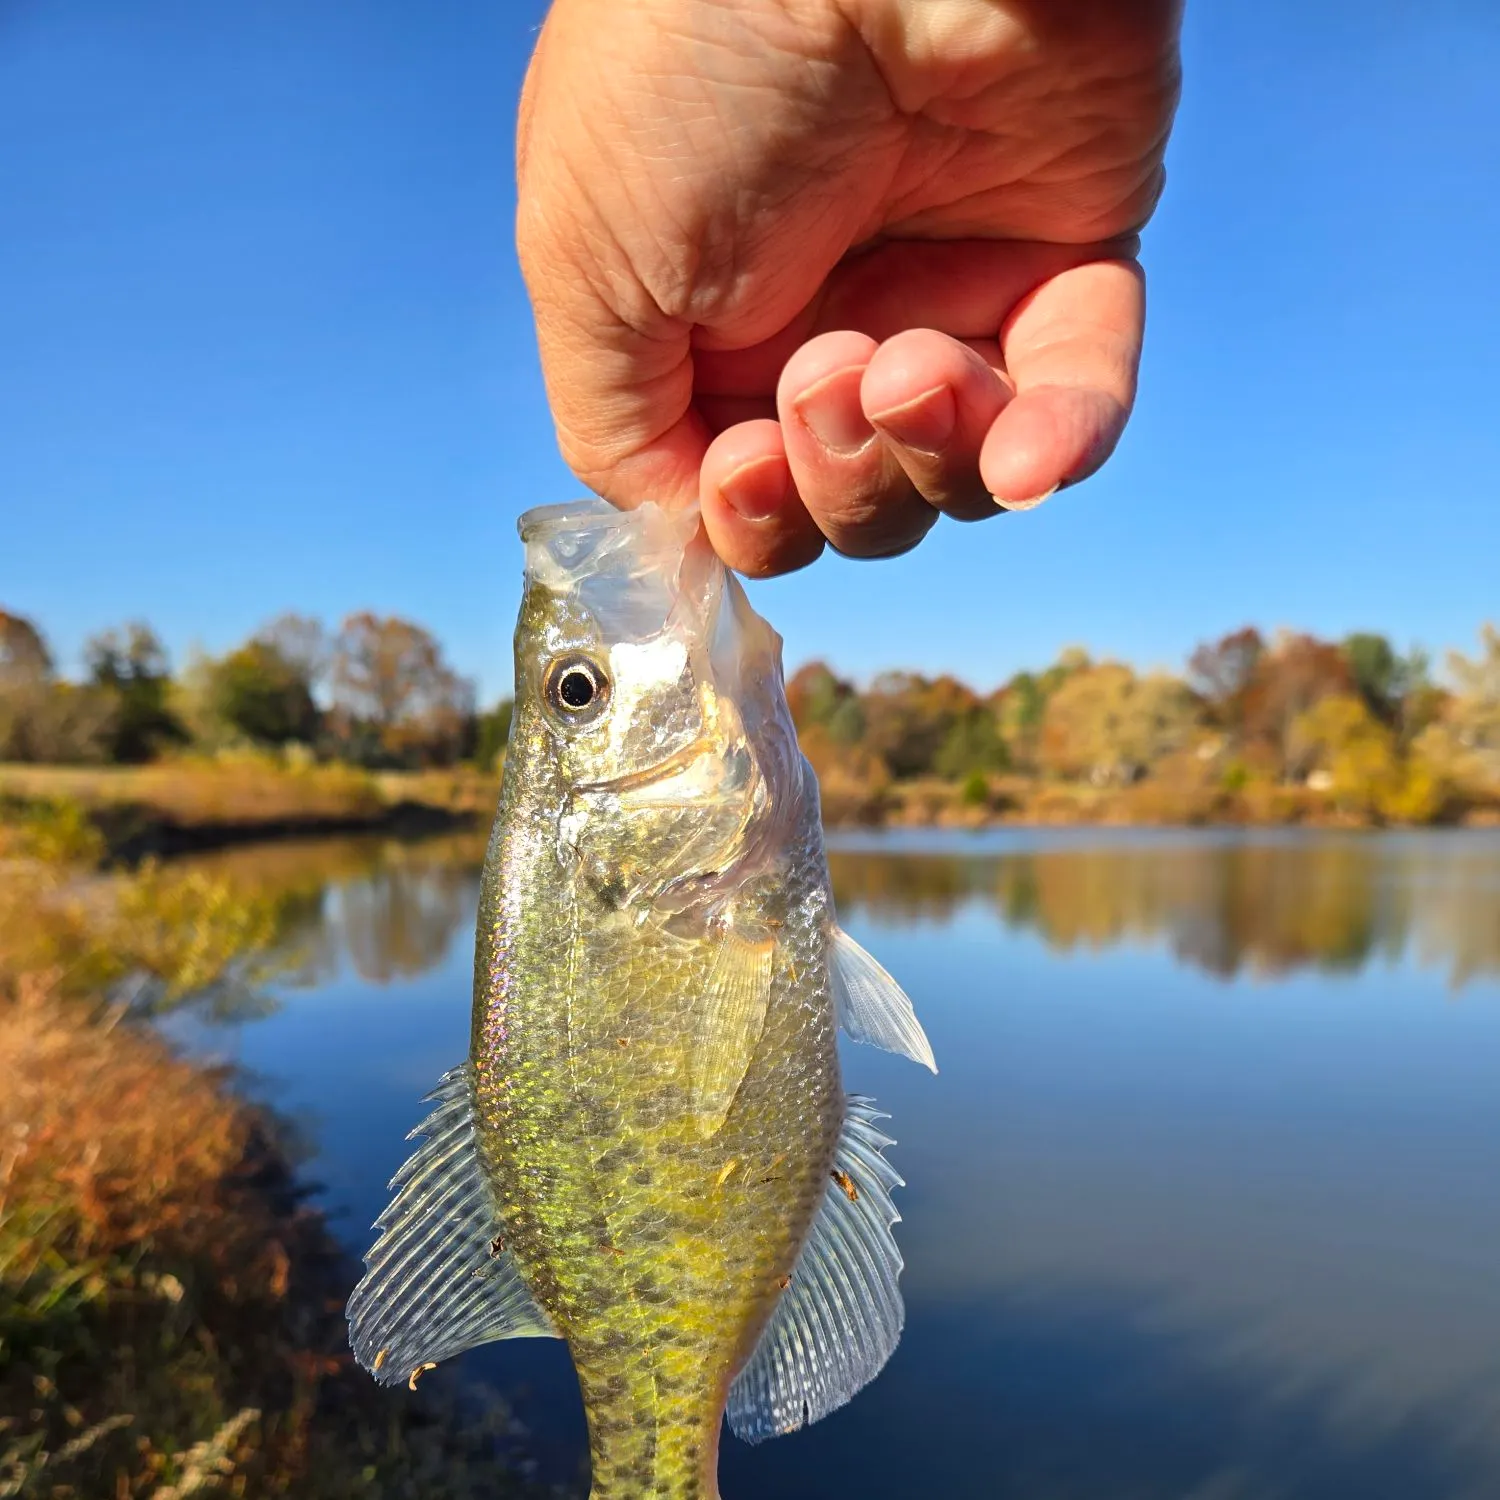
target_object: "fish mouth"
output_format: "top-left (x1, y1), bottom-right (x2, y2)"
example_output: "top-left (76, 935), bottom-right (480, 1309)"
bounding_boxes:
top-left (572, 734), bottom-right (751, 803)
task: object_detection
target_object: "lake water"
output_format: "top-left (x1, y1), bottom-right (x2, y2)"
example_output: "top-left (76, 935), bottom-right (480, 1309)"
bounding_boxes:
top-left (164, 828), bottom-right (1500, 1500)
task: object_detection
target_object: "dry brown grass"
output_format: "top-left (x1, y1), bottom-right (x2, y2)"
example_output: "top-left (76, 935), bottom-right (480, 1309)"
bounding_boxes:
top-left (0, 758), bottom-right (383, 823)
top-left (0, 973), bottom-right (555, 1498)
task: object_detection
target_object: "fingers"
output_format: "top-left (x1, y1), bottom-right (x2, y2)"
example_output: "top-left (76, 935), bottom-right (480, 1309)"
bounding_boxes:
top-left (862, 331), bottom-right (1015, 521)
top-left (697, 241), bottom-right (1146, 572)
top-left (699, 421), bottom-right (825, 578)
top-left (701, 327), bottom-right (1018, 573)
top-left (702, 330), bottom-right (943, 576)
top-left (778, 333), bottom-right (939, 560)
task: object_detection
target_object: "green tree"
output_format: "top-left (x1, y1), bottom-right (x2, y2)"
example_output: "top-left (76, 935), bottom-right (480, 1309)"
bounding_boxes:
top-left (933, 708), bottom-right (1009, 778)
top-left (207, 640), bottom-right (321, 747)
top-left (85, 622), bottom-right (185, 762)
top-left (786, 661), bottom-right (865, 745)
top-left (1391, 644), bottom-right (1443, 746)
top-left (475, 698), bottom-right (514, 770)
top-left (1341, 632), bottom-right (1400, 722)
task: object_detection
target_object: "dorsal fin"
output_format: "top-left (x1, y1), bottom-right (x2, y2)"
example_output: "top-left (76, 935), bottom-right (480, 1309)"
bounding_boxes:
top-left (346, 1063), bottom-right (556, 1388)
top-left (726, 1094), bottom-right (905, 1443)
top-left (831, 927), bottom-right (937, 1072)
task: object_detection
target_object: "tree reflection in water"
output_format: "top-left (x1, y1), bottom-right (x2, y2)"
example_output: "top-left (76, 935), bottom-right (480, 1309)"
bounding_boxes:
top-left (827, 835), bottom-right (1500, 991)
top-left (162, 831), bottom-right (1499, 1008)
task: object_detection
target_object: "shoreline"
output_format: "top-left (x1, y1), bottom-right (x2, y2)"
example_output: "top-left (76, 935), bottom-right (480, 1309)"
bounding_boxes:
top-left (3, 760), bottom-right (1497, 867)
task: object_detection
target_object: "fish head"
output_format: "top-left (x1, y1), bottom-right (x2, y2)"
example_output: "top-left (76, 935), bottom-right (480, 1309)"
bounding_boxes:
top-left (510, 498), bottom-right (802, 914)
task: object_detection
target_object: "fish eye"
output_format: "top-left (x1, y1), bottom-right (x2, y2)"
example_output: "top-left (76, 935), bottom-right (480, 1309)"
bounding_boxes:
top-left (544, 653), bottom-right (610, 723)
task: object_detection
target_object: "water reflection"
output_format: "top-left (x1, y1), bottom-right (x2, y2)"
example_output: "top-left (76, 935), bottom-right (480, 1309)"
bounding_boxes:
top-left (179, 831), bottom-right (488, 995)
top-left (828, 831), bottom-right (1500, 989)
top-left (169, 828), bottom-right (1500, 999)
top-left (163, 828), bottom-right (1500, 1498)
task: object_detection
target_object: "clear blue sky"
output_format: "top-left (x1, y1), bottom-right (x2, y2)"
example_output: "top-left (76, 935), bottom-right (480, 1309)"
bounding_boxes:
top-left (3, 2), bottom-right (1497, 705)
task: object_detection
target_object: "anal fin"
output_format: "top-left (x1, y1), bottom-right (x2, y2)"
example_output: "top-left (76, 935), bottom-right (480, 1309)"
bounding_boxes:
top-left (726, 1094), bottom-right (906, 1443)
top-left (346, 1062), bottom-right (557, 1388)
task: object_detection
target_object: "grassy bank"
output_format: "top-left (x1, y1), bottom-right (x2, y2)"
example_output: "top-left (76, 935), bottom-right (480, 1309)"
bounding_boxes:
top-left (0, 760), bottom-right (500, 862)
top-left (814, 769), bottom-right (1500, 831)
top-left (0, 974), bottom-right (556, 1499)
top-left (3, 756), bottom-right (1498, 874)
top-left (0, 822), bottom-right (563, 1498)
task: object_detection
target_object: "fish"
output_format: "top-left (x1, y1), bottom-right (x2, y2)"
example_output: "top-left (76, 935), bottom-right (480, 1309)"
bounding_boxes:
top-left (347, 497), bottom-right (936, 1499)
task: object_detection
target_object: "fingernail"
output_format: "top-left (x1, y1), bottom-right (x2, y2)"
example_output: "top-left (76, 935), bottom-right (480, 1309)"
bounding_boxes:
top-left (869, 384), bottom-right (955, 456)
top-left (718, 454), bottom-right (793, 521)
top-left (992, 484), bottom-right (1059, 513)
top-left (792, 368), bottom-right (876, 456)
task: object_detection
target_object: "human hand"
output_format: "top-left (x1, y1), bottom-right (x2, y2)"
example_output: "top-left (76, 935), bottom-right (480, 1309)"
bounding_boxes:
top-left (517, 0), bottom-right (1182, 575)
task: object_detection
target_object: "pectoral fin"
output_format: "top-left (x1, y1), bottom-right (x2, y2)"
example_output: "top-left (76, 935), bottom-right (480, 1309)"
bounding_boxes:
top-left (690, 927), bottom-right (775, 1138)
top-left (346, 1063), bottom-right (556, 1389)
top-left (831, 927), bottom-right (937, 1072)
top-left (726, 1095), bottom-right (906, 1442)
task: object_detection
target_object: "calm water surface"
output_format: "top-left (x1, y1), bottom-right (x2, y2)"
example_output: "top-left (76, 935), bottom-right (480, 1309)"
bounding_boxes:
top-left (165, 828), bottom-right (1500, 1500)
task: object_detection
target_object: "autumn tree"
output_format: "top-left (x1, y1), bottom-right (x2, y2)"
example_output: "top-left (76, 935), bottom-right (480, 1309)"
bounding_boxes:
top-left (1240, 632), bottom-right (1351, 779)
top-left (1288, 695), bottom-right (1400, 815)
top-left (0, 609), bottom-right (123, 763)
top-left (1413, 624), bottom-right (1500, 802)
top-left (1040, 663), bottom-right (1201, 785)
top-left (861, 672), bottom-right (993, 779)
top-left (786, 661), bottom-right (865, 746)
top-left (995, 649), bottom-right (1091, 770)
top-left (1187, 627), bottom-right (1264, 735)
top-left (85, 622), bottom-right (185, 762)
top-left (254, 613), bottom-right (329, 689)
top-left (329, 613), bottom-right (475, 767)
top-left (0, 610), bottom-right (52, 687)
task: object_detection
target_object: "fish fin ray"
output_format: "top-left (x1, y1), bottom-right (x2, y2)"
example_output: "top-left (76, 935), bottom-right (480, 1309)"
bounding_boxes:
top-left (346, 1062), bottom-right (557, 1386)
top-left (690, 927), bottom-right (775, 1138)
top-left (831, 927), bottom-right (937, 1073)
top-left (726, 1094), bottom-right (905, 1444)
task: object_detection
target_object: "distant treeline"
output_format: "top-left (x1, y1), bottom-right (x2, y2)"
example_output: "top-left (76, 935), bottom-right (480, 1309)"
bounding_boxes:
top-left (0, 609), bottom-right (513, 771)
top-left (787, 624), bottom-right (1500, 824)
top-left (2, 606), bottom-right (1498, 824)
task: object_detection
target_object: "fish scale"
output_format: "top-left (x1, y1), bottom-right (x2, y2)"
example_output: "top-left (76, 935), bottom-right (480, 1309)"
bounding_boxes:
top-left (347, 499), bottom-right (937, 1500)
